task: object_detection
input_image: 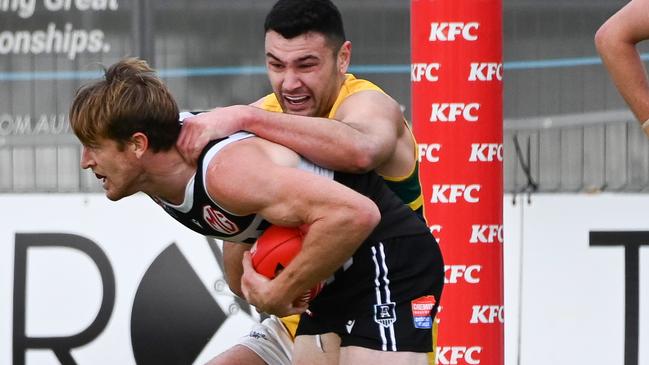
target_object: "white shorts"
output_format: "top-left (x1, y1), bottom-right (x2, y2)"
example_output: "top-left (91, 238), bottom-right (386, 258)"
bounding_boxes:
top-left (238, 315), bottom-right (293, 365)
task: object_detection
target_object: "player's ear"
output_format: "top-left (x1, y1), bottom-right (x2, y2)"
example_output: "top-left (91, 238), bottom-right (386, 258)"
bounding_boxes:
top-left (337, 41), bottom-right (352, 74)
top-left (130, 132), bottom-right (149, 158)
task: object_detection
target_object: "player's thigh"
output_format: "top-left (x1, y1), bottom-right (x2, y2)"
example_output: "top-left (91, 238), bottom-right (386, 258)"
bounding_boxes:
top-left (204, 344), bottom-right (268, 365)
top-left (231, 316), bottom-right (293, 365)
top-left (340, 346), bottom-right (428, 365)
top-left (293, 333), bottom-right (341, 365)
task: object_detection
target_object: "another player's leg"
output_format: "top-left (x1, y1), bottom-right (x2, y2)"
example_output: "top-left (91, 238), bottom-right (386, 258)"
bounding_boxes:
top-left (340, 346), bottom-right (428, 365)
top-left (206, 316), bottom-right (293, 365)
top-left (204, 345), bottom-right (268, 365)
top-left (293, 333), bottom-right (341, 365)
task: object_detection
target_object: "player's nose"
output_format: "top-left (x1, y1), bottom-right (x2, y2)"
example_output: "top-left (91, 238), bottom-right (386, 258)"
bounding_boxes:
top-left (282, 69), bottom-right (303, 91)
top-left (80, 146), bottom-right (95, 169)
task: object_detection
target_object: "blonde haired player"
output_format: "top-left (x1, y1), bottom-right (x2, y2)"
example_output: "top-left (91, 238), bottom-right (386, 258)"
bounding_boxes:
top-left (70, 57), bottom-right (443, 365)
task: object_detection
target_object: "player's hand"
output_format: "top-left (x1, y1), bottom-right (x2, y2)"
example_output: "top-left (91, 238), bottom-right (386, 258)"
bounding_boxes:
top-left (240, 251), bottom-right (309, 317)
top-left (176, 106), bottom-right (249, 165)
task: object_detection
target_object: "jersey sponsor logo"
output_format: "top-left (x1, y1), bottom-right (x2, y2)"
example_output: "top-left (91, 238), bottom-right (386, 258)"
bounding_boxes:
top-left (470, 224), bottom-right (503, 244)
top-left (468, 62), bottom-right (503, 82)
top-left (430, 103), bottom-right (480, 122)
top-left (374, 302), bottom-right (397, 327)
top-left (430, 184), bottom-right (481, 204)
top-left (429, 22), bottom-right (479, 41)
top-left (436, 346), bottom-right (482, 365)
top-left (418, 143), bottom-right (441, 163)
top-left (202, 205), bottom-right (240, 234)
top-left (470, 305), bottom-right (504, 324)
top-left (469, 143), bottom-right (503, 162)
top-left (411, 295), bottom-right (436, 329)
top-left (411, 63), bottom-right (440, 82)
top-left (445, 265), bottom-right (481, 284)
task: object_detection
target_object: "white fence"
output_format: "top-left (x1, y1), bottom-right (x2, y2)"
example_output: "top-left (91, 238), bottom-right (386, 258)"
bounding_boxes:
top-left (0, 193), bottom-right (647, 364)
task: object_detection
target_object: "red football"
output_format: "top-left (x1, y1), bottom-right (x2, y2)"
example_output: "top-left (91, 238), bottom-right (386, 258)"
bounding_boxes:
top-left (250, 225), bottom-right (323, 301)
top-left (251, 225), bottom-right (303, 278)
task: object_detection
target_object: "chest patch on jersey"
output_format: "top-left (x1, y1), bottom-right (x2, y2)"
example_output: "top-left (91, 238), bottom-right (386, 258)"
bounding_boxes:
top-left (202, 205), bottom-right (240, 234)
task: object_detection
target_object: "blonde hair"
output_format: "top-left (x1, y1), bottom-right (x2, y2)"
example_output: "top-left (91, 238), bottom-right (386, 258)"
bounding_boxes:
top-left (69, 57), bottom-right (180, 151)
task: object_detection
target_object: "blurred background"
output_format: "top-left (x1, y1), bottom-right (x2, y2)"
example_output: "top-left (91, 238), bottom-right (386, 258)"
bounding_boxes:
top-left (1, 0), bottom-right (645, 194)
top-left (1, 1), bottom-right (648, 365)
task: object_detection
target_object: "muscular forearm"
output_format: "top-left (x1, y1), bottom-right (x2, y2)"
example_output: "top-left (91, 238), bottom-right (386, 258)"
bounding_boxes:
top-left (244, 106), bottom-right (383, 173)
top-left (268, 207), bottom-right (379, 302)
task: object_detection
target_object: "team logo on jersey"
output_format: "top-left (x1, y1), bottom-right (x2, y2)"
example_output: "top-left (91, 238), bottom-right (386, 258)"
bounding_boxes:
top-left (411, 295), bottom-right (436, 329)
top-left (374, 302), bottom-right (396, 327)
top-left (203, 205), bottom-right (240, 234)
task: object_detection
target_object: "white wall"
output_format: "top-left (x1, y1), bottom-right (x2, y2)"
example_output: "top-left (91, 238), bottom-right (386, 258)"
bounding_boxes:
top-left (0, 193), bottom-right (647, 364)
top-left (505, 193), bottom-right (648, 365)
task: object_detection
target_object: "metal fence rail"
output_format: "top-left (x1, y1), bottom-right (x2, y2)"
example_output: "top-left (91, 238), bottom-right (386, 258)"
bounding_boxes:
top-left (505, 109), bottom-right (649, 194)
top-left (1, 0), bottom-right (644, 195)
top-left (1, 109), bottom-right (646, 194)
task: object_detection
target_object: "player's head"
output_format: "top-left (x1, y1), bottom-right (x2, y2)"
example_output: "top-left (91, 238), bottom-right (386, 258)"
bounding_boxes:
top-left (69, 58), bottom-right (180, 201)
top-left (264, 0), bottom-right (346, 51)
top-left (70, 57), bottom-right (179, 152)
top-left (264, 0), bottom-right (351, 117)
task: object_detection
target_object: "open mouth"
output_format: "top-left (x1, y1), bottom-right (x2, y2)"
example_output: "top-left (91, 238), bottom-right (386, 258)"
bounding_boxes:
top-left (284, 95), bottom-right (310, 106)
top-left (95, 173), bottom-right (106, 184)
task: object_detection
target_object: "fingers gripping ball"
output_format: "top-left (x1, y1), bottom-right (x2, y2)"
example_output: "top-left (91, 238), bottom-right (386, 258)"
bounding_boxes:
top-left (251, 225), bottom-right (323, 302)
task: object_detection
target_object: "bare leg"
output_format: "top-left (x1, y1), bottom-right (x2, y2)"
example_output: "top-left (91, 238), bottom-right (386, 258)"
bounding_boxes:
top-left (204, 344), bottom-right (268, 365)
top-left (340, 346), bottom-right (427, 365)
top-left (293, 333), bottom-right (341, 365)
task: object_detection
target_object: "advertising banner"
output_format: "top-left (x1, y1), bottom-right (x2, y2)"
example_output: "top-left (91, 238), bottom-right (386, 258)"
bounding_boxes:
top-left (0, 194), bottom-right (259, 365)
top-left (0, 194), bottom-right (647, 364)
top-left (411, 1), bottom-right (504, 364)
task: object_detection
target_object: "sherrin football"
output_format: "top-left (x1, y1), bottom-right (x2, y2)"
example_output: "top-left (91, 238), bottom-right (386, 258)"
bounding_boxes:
top-left (250, 225), bottom-right (323, 302)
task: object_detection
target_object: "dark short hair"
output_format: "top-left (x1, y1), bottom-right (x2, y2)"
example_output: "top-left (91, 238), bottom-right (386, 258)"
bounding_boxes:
top-left (264, 0), bottom-right (346, 50)
top-left (70, 58), bottom-right (180, 152)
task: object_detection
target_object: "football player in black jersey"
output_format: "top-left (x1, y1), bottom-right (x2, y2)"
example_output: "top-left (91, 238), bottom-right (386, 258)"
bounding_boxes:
top-left (178, 0), bottom-right (437, 364)
top-left (70, 57), bottom-right (443, 365)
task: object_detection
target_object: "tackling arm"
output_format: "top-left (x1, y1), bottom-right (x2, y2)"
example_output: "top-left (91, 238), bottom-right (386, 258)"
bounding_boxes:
top-left (243, 91), bottom-right (404, 173)
top-left (177, 91), bottom-right (405, 173)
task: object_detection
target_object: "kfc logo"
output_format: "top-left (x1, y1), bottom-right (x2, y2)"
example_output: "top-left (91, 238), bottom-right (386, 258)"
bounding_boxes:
top-left (470, 305), bottom-right (504, 324)
top-left (429, 224), bottom-right (443, 243)
top-left (418, 143), bottom-right (441, 163)
top-left (430, 103), bottom-right (480, 122)
top-left (430, 184), bottom-right (481, 204)
top-left (468, 63), bottom-right (503, 82)
top-left (469, 144), bottom-right (503, 162)
top-left (429, 22), bottom-right (479, 41)
top-left (411, 63), bottom-right (440, 82)
top-left (470, 225), bottom-right (503, 244)
top-left (445, 265), bottom-right (481, 284)
top-left (436, 346), bottom-right (482, 365)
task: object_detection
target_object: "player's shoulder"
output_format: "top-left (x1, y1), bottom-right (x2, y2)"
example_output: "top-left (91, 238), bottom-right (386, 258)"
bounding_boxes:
top-left (256, 93), bottom-right (283, 112)
top-left (338, 88), bottom-right (401, 118)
